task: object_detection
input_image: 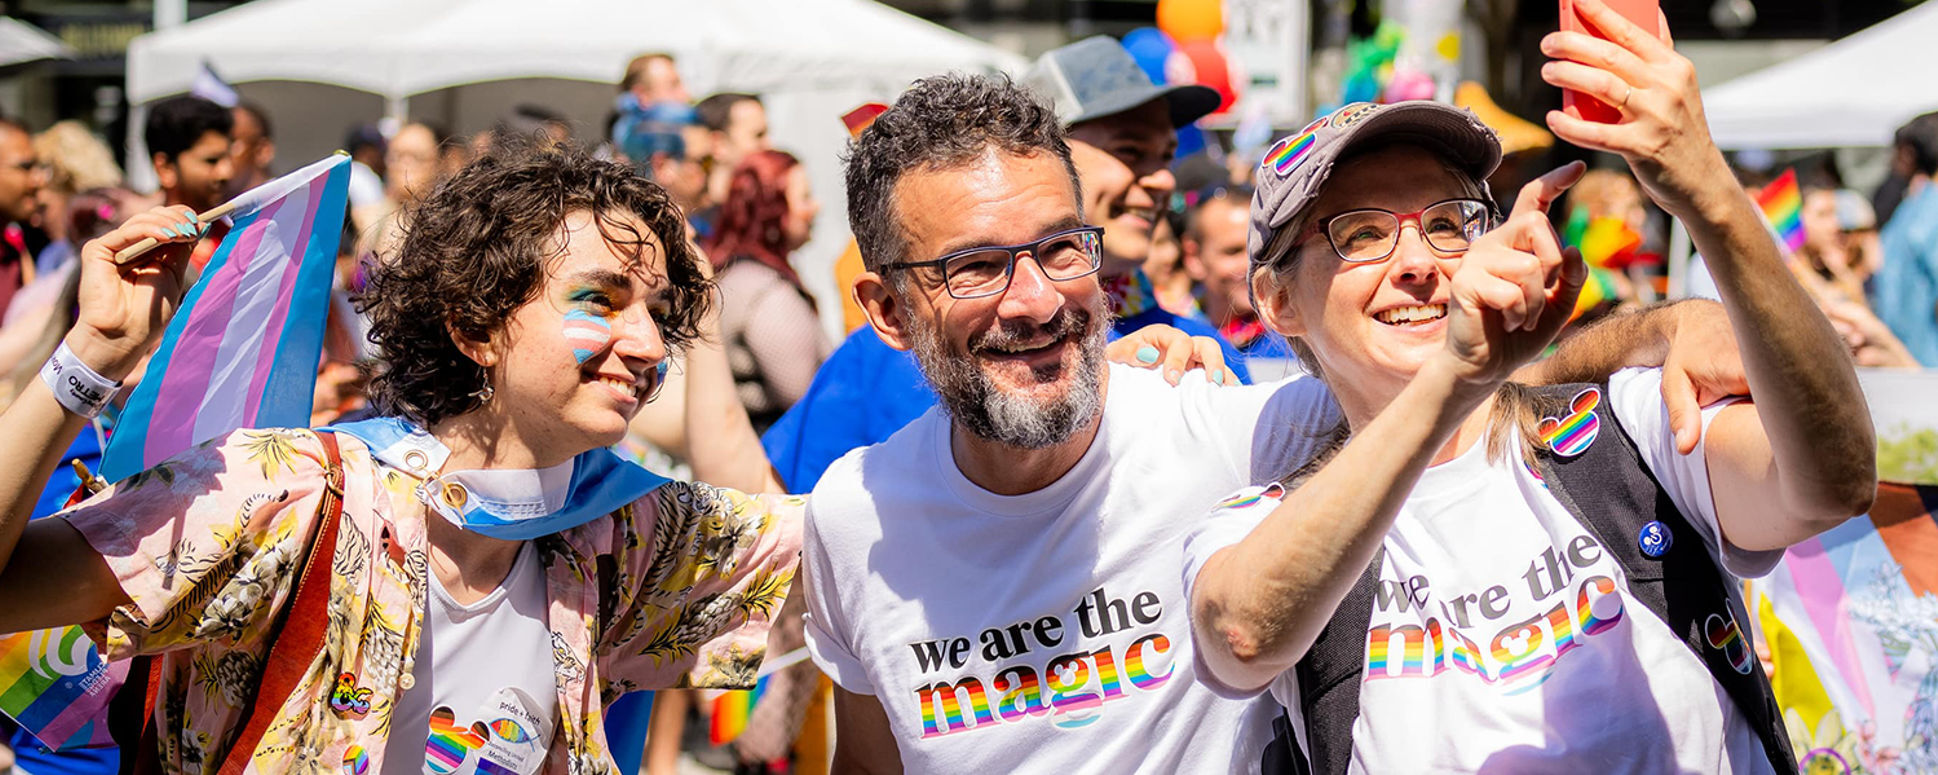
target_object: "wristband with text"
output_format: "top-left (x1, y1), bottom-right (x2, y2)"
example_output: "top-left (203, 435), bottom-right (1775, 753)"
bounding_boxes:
top-left (39, 341), bottom-right (123, 419)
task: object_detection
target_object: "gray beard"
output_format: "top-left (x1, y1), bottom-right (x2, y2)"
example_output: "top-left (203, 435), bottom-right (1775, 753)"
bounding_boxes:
top-left (904, 295), bottom-right (1110, 450)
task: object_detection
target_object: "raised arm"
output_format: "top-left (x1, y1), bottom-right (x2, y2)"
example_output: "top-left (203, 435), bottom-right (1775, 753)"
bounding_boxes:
top-left (0, 208), bottom-right (198, 586)
top-left (1192, 167), bottom-right (1587, 691)
top-left (1542, 0), bottom-right (1875, 549)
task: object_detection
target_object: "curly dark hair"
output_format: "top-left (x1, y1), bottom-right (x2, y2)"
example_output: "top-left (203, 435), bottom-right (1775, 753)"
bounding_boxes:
top-left (844, 74), bottom-right (1080, 275)
top-left (357, 138), bottom-right (712, 427)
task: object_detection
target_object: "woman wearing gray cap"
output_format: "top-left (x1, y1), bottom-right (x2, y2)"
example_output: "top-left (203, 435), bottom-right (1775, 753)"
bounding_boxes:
top-left (1184, 1), bottom-right (1874, 772)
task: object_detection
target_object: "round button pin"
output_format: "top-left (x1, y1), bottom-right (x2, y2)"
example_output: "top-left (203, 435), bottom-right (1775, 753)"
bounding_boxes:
top-left (1638, 520), bottom-right (1673, 558)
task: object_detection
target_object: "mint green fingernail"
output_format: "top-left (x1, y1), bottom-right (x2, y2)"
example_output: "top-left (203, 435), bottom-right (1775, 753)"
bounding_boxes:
top-left (1213, 371), bottom-right (1226, 385)
top-left (162, 225), bottom-right (180, 238)
top-left (1135, 346), bottom-right (1159, 364)
top-left (180, 221), bottom-right (198, 234)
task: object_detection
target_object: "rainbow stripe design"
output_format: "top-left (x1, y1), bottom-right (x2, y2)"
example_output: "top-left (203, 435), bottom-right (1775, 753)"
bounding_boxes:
top-left (1704, 613), bottom-right (1755, 675)
top-left (1755, 168), bottom-right (1807, 255)
top-left (994, 666), bottom-right (1046, 722)
top-left (100, 154), bottom-right (352, 481)
top-left (341, 744), bottom-right (370, 775)
top-left (915, 677), bottom-right (995, 738)
top-left (1538, 388), bottom-right (1601, 458)
top-left (1124, 633), bottom-right (1173, 690)
top-left (425, 706), bottom-right (488, 774)
top-left (562, 309), bottom-right (613, 365)
top-left (1263, 115), bottom-right (1330, 176)
top-left (708, 674), bottom-right (769, 745)
top-left (489, 717), bottom-right (534, 744)
top-left (1576, 575), bottom-right (1624, 637)
top-left (1215, 483), bottom-right (1284, 511)
top-left (0, 625), bottom-right (124, 749)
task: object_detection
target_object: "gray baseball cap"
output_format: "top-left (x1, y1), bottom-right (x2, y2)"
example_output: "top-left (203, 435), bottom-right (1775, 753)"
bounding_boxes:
top-left (1248, 101), bottom-right (1504, 264)
top-left (1025, 36), bottom-right (1221, 129)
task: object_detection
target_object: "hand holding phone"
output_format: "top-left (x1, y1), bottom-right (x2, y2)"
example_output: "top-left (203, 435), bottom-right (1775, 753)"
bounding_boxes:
top-left (1558, 0), bottom-right (1663, 123)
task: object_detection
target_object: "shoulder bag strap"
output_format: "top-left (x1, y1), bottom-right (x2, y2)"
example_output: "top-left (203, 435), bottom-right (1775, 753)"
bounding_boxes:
top-left (1531, 382), bottom-right (1795, 773)
top-left (1291, 545), bottom-right (1384, 775)
top-left (214, 430), bottom-right (346, 775)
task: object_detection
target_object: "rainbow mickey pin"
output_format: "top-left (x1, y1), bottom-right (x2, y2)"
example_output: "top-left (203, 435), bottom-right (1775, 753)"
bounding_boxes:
top-left (1539, 387), bottom-right (1601, 458)
top-left (1262, 115), bottom-right (1330, 177)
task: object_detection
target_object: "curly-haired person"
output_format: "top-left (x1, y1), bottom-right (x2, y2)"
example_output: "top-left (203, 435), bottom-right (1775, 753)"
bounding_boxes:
top-left (0, 139), bottom-right (802, 775)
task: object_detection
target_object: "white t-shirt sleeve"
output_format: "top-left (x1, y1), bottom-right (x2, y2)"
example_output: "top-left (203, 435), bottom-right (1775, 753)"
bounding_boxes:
top-left (801, 496), bottom-right (877, 695)
top-left (1607, 368), bottom-right (1784, 578)
top-left (1181, 483), bottom-right (1287, 700)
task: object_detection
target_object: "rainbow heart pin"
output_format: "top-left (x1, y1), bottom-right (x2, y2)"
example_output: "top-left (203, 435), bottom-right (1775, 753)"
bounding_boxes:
top-left (1704, 613), bottom-right (1755, 675)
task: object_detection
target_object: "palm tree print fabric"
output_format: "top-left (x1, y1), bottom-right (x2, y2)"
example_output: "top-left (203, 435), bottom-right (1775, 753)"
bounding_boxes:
top-left (60, 428), bottom-right (803, 774)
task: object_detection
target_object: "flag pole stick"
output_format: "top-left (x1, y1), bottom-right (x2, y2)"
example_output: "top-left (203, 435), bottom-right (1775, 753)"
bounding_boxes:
top-left (111, 197), bottom-right (243, 266)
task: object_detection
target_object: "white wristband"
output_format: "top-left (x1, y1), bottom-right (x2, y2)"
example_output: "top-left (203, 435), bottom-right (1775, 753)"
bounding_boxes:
top-left (39, 341), bottom-right (122, 419)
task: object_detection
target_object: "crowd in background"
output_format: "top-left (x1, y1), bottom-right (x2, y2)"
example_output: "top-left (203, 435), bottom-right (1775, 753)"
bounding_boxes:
top-left (0, 30), bottom-right (1931, 775)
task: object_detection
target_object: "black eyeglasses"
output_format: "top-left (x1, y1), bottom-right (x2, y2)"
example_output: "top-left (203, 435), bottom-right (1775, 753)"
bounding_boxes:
top-left (1307, 198), bottom-right (1494, 263)
top-left (880, 226), bottom-right (1104, 299)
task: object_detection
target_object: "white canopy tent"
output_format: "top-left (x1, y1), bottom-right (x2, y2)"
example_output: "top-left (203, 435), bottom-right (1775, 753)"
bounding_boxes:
top-left (1704, 1), bottom-right (1938, 150)
top-left (125, 0), bottom-right (1025, 331)
top-left (0, 17), bottom-right (72, 69)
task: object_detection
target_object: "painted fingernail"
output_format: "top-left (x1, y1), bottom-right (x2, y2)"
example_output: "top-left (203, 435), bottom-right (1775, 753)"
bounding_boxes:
top-left (1135, 346), bottom-right (1159, 364)
top-left (1213, 371), bottom-right (1226, 385)
top-left (1166, 368), bottom-right (1181, 382)
top-left (180, 220), bottom-right (198, 234)
top-left (162, 225), bottom-right (180, 238)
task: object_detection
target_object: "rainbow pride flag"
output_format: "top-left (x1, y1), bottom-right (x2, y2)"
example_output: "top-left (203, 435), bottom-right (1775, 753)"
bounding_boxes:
top-left (100, 153), bottom-right (351, 480)
top-left (708, 675), bottom-right (769, 746)
top-left (1746, 482), bottom-right (1938, 771)
top-left (0, 626), bottom-right (126, 749)
top-left (1755, 168), bottom-right (1807, 255)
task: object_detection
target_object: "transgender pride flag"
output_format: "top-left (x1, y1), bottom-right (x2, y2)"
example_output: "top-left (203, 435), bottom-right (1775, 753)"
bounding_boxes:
top-left (100, 153), bottom-right (350, 480)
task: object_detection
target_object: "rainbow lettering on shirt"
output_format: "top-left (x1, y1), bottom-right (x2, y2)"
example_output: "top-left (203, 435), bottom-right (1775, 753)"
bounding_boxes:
top-left (1364, 575), bottom-right (1625, 688)
top-left (1124, 633), bottom-right (1173, 690)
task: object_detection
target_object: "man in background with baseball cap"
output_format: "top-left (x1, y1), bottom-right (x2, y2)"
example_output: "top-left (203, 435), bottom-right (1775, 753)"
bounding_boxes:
top-left (759, 36), bottom-right (1249, 496)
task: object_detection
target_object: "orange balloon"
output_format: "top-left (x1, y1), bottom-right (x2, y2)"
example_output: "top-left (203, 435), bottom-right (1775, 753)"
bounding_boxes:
top-left (1156, 0), bottom-right (1223, 42)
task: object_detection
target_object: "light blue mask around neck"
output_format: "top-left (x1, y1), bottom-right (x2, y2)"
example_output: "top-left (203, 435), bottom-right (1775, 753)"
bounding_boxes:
top-left (328, 416), bottom-right (672, 541)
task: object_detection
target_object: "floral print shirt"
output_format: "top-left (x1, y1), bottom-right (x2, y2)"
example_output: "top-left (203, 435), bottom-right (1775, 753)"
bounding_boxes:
top-left (62, 427), bottom-right (802, 774)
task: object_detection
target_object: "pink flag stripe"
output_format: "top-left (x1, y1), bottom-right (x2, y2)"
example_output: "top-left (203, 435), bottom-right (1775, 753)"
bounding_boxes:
top-left (140, 197), bottom-right (286, 465)
top-left (187, 194), bottom-right (309, 445)
top-left (1783, 537), bottom-right (1878, 717)
top-left (241, 174), bottom-right (328, 422)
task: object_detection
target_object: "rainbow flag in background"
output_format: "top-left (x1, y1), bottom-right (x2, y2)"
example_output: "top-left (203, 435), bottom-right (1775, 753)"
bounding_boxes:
top-left (100, 153), bottom-right (351, 480)
top-left (1755, 168), bottom-right (1807, 255)
top-left (709, 674), bottom-right (770, 746)
top-left (1746, 481), bottom-right (1938, 771)
top-left (0, 626), bottom-right (126, 749)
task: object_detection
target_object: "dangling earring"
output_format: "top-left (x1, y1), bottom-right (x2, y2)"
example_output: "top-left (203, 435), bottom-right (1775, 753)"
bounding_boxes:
top-left (470, 377), bottom-right (495, 404)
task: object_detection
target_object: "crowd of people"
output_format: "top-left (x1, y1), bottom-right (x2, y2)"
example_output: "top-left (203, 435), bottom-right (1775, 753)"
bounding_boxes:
top-left (0, 0), bottom-right (1903, 772)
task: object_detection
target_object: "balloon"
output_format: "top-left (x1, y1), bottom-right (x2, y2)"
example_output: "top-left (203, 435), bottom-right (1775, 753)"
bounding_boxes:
top-left (1122, 27), bottom-right (1177, 85)
top-left (1156, 0), bottom-right (1223, 42)
top-left (1175, 39), bottom-right (1237, 116)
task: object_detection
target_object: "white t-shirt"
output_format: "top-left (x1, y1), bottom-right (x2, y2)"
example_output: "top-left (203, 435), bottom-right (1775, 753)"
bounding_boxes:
top-left (1184, 368), bottom-right (1783, 774)
top-left (384, 541), bottom-right (559, 775)
top-left (802, 364), bottom-right (1337, 774)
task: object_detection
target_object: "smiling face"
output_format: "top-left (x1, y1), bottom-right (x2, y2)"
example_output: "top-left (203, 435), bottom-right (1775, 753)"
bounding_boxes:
top-left (782, 165), bottom-right (818, 251)
top-left (1066, 100), bottom-right (1177, 277)
top-left (1188, 195), bottom-right (1253, 322)
top-left (875, 148), bottom-right (1109, 449)
top-left (1257, 144), bottom-right (1482, 404)
top-left (471, 209), bottom-right (673, 463)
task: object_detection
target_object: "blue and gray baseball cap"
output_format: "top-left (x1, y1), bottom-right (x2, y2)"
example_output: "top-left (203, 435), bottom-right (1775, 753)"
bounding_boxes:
top-left (1248, 101), bottom-right (1503, 264)
top-left (1024, 36), bottom-right (1221, 129)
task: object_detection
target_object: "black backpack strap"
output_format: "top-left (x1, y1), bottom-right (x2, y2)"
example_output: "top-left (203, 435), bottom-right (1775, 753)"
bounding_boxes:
top-left (1530, 381), bottom-right (1795, 773)
top-left (1288, 545), bottom-right (1383, 775)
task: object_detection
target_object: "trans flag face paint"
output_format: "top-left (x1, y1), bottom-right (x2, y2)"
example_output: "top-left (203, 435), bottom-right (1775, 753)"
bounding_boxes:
top-left (562, 309), bottom-right (613, 365)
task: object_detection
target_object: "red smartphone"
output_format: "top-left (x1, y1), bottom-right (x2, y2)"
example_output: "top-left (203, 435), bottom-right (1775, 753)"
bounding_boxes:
top-left (1559, 0), bottom-right (1664, 123)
